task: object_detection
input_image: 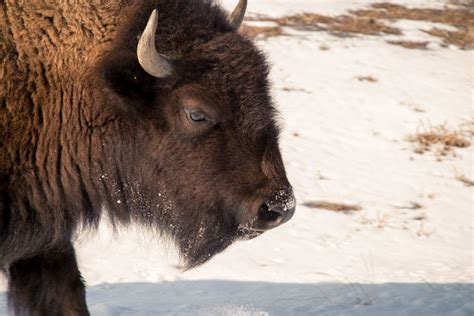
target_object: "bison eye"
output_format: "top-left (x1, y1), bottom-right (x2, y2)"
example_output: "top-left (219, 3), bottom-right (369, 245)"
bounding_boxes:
top-left (190, 111), bottom-right (206, 122)
top-left (186, 109), bottom-right (209, 123)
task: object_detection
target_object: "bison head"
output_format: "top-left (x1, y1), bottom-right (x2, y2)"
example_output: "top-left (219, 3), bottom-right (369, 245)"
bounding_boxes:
top-left (93, 0), bottom-right (295, 268)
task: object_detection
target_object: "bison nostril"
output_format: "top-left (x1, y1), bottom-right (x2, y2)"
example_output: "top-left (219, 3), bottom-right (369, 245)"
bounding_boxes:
top-left (252, 190), bottom-right (296, 231)
top-left (258, 203), bottom-right (282, 223)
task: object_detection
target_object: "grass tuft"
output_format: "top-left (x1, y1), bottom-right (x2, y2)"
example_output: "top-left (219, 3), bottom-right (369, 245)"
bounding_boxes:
top-left (455, 173), bottom-right (474, 187)
top-left (240, 25), bottom-right (284, 39)
top-left (424, 27), bottom-right (474, 49)
top-left (304, 201), bottom-right (362, 213)
top-left (356, 75), bottom-right (378, 82)
top-left (407, 122), bottom-right (471, 159)
top-left (387, 40), bottom-right (429, 49)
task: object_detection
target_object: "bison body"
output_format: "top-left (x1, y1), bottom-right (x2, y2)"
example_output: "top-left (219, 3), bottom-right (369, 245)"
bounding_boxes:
top-left (0, 0), bottom-right (295, 314)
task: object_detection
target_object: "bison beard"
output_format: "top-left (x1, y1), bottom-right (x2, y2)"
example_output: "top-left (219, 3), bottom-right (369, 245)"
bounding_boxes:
top-left (174, 209), bottom-right (239, 269)
top-left (109, 179), bottom-right (242, 269)
top-left (0, 0), bottom-right (296, 314)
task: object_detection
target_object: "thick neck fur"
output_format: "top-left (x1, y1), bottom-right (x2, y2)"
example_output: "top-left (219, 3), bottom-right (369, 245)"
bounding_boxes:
top-left (1, 1), bottom-right (120, 263)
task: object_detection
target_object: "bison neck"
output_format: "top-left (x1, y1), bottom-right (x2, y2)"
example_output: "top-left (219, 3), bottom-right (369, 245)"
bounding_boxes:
top-left (0, 1), bottom-right (131, 263)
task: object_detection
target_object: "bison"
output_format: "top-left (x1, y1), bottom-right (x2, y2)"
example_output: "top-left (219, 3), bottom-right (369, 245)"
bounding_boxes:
top-left (0, 0), bottom-right (296, 314)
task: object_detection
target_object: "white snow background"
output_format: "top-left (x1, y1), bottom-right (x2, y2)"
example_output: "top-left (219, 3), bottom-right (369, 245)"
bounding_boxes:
top-left (1, 0), bottom-right (472, 315)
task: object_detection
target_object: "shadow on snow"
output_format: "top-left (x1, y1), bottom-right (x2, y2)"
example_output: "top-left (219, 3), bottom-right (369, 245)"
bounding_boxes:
top-left (0, 280), bottom-right (473, 315)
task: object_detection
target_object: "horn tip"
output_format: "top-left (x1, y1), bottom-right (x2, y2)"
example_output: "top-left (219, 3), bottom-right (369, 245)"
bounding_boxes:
top-left (150, 9), bottom-right (158, 22)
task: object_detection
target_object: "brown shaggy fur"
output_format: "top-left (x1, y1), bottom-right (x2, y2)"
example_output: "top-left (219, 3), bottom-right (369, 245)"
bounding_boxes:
top-left (0, 0), bottom-right (294, 314)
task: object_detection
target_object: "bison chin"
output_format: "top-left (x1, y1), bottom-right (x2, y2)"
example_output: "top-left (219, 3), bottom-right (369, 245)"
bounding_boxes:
top-left (171, 212), bottom-right (240, 270)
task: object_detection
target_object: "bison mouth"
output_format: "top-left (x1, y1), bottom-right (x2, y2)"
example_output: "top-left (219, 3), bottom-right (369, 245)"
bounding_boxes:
top-left (237, 226), bottom-right (265, 240)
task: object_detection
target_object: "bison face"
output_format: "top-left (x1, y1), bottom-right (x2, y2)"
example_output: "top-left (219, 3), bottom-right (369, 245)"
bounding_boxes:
top-left (151, 83), bottom-right (295, 268)
top-left (96, 5), bottom-right (295, 268)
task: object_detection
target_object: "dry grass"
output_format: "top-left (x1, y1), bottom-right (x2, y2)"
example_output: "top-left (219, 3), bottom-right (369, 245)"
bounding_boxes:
top-left (243, 3), bottom-right (473, 49)
top-left (352, 3), bottom-right (474, 49)
top-left (331, 16), bottom-right (401, 36)
top-left (460, 118), bottom-right (474, 137)
top-left (403, 202), bottom-right (424, 209)
top-left (400, 101), bottom-right (426, 113)
top-left (449, 0), bottom-right (474, 9)
top-left (272, 13), bottom-right (335, 30)
top-left (387, 40), bottom-right (429, 49)
top-left (407, 123), bottom-right (471, 159)
top-left (272, 13), bottom-right (401, 36)
top-left (240, 25), bottom-right (283, 39)
top-left (424, 27), bottom-right (474, 49)
top-left (304, 201), bottom-right (362, 212)
top-left (410, 202), bottom-right (424, 209)
top-left (353, 3), bottom-right (471, 28)
top-left (281, 87), bottom-right (312, 94)
top-left (456, 173), bottom-right (474, 187)
top-left (392, 201), bottom-right (424, 210)
top-left (356, 75), bottom-right (378, 82)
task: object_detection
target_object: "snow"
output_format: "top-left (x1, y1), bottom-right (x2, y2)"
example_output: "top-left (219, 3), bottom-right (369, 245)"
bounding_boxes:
top-left (1, 0), bottom-right (473, 315)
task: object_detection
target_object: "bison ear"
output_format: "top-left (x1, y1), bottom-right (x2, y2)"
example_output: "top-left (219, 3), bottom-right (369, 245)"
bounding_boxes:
top-left (101, 52), bottom-right (156, 100)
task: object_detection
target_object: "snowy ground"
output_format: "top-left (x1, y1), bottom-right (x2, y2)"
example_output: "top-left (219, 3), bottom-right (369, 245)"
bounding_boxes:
top-left (1, 0), bottom-right (473, 315)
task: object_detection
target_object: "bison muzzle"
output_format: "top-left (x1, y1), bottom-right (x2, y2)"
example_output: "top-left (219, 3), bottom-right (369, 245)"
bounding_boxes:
top-left (0, 0), bottom-right (295, 314)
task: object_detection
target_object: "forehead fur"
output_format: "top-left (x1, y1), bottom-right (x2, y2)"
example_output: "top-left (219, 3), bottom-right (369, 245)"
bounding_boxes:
top-left (115, 0), bottom-right (277, 128)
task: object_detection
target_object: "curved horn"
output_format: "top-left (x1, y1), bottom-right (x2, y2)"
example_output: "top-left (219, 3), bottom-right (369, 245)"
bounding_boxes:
top-left (137, 9), bottom-right (173, 78)
top-left (228, 0), bottom-right (247, 30)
